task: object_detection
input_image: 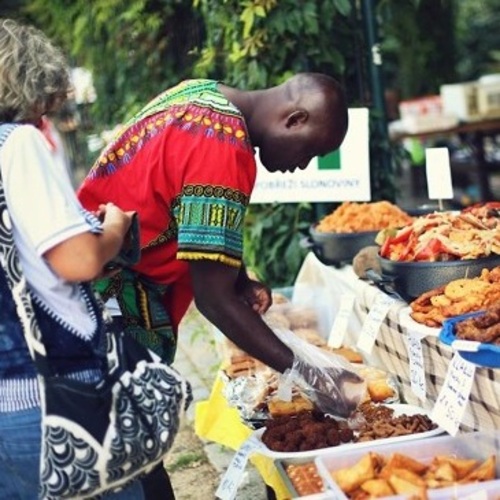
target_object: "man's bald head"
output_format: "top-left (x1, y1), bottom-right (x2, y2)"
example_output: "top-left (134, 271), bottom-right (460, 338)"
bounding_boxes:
top-left (237, 72), bottom-right (349, 173)
top-left (284, 73), bottom-right (348, 152)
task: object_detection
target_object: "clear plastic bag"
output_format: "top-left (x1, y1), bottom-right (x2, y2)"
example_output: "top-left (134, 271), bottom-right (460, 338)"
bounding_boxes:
top-left (273, 327), bottom-right (367, 418)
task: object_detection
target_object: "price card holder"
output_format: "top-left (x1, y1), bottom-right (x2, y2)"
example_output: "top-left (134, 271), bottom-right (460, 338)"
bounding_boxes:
top-left (357, 293), bottom-right (396, 354)
top-left (403, 330), bottom-right (427, 401)
top-left (430, 352), bottom-right (476, 436)
top-left (327, 293), bottom-right (356, 348)
top-left (215, 435), bottom-right (264, 500)
top-left (425, 147), bottom-right (454, 201)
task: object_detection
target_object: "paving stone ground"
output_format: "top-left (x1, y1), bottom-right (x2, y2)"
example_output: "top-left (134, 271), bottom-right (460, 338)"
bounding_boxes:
top-left (172, 307), bottom-right (268, 500)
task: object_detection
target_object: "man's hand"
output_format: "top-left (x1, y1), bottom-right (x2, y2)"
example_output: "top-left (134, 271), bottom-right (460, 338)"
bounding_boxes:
top-left (237, 278), bottom-right (273, 314)
top-left (294, 361), bottom-right (366, 418)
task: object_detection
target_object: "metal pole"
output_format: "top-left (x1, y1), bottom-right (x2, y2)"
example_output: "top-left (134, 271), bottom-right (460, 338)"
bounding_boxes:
top-left (360, 0), bottom-right (395, 201)
top-left (361, 0), bottom-right (387, 124)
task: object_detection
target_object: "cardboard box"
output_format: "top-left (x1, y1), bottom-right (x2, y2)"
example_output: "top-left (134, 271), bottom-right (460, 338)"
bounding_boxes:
top-left (440, 82), bottom-right (481, 122)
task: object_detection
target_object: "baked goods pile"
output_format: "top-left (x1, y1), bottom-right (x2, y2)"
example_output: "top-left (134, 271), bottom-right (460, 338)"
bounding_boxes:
top-left (260, 402), bottom-right (436, 453)
top-left (330, 450), bottom-right (496, 499)
top-left (409, 266), bottom-right (500, 327)
top-left (261, 409), bottom-right (355, 452)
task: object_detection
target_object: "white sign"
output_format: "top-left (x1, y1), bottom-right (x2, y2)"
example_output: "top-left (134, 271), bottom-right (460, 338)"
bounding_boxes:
top-left (404, 330), bottom-right (427, 401)
top-left (430, 353), bottom-right (476, 436)
top-left (250, 108), bottom-right (370, 203)
top-left (327, 293), bottom-right (356, 348)
top-left (215, 435), bottom-right (264, 500)
top-left (357, 293), bottom-right (396, 354)
top-left (425, 147), bottom-right (454, 200)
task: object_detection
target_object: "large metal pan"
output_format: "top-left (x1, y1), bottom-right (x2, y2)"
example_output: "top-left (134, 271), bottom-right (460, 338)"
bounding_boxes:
top-left (367, 254), bottom-right (500, 302)
top-left (303, 225), bottom-right (378, 267)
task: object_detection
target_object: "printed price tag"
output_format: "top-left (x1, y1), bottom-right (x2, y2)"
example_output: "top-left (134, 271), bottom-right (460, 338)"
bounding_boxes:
top-left (357, 293), bottom-right (396, 354)
top-left (404, 330), bottom-right (426, 401)
top-left (430, 353), bottom-right (476, 436)
top-left (215, 435), bottom-right (264, 500)
top-left (327, 293), bottom-right (356, 348)
top-left (425, 147), bottom-right (454, 200)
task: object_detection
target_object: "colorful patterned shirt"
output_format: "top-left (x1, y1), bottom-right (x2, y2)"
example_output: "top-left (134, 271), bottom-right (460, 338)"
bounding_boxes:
top-left (78, 79), bottom-right (257, 362)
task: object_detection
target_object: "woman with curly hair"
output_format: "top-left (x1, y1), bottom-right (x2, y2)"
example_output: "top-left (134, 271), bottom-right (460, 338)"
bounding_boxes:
top-left (0, 18), bottom-right (142, 499)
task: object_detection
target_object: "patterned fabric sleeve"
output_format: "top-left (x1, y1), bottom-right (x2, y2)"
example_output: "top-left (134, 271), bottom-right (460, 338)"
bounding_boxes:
top-left (174, 183), bottom-right (250, 267)
top-left (172, 123), bottom-right (256, 268)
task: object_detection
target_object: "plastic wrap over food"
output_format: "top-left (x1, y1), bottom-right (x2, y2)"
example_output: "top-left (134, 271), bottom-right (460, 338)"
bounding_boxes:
top-left (273, 327), bottom-right (367, 418)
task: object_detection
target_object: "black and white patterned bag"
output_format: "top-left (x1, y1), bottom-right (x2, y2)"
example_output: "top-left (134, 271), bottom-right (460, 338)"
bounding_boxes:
top-left (0, 123), bottom-right (191, 499)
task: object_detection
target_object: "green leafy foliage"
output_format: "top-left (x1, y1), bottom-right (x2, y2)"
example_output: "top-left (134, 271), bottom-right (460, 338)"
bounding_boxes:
top-left (378, 0), bottom-right (457, 98)
top-left (192, 0), bottom-right (353, 88)
top-left (10, 0), bottom-right (491, 286)
top-left (244, 202), bottom-right (314, 288)
top-left (24, 0), bottom-right (203, 125)
top-left (192, 0), bottom-right (354, 285)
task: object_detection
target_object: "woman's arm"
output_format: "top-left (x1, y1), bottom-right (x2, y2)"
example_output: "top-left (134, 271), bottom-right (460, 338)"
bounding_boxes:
top-left (44, 202), bottom-right (133, 282)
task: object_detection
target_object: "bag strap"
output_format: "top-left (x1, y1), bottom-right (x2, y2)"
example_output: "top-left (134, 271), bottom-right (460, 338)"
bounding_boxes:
top-left (0, 123), bottom-right (52, 376)
top-left (0, 124), bottom-right (18, 148)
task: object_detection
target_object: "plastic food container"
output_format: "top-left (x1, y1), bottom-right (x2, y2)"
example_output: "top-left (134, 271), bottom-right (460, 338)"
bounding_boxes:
top-left (440, 311), bottom-right (500, 368)
top-left (274, 457), bottom-right (326, 498)
top-left (315, 431), bottom-right (500, 499)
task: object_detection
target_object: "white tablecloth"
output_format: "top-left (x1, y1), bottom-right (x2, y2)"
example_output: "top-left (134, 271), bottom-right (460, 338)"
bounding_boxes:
top-left (294, 252), bottom-right (500, 432)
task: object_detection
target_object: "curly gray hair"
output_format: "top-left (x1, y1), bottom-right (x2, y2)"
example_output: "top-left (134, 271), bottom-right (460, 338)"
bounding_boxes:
top-left (0, 18), bottom-right (71, 123)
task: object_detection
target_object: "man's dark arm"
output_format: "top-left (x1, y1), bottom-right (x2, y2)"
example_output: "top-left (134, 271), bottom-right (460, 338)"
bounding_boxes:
top-left (189, 259), bottom-right (294, 373)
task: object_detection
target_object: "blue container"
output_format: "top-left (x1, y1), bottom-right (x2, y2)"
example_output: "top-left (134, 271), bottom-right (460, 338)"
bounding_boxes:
top-left (440, 311), bottom-right (500, 368)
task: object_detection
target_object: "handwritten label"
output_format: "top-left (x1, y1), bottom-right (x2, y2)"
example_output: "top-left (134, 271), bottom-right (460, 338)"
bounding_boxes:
top-left (327, 293), bottom-right (356, 348)
top-left (425, 147), bottom-right (454, 200)
top-left (357, 294), bottom-right (396, 354)
top-left (215, 435), bottom-right (264, 500)
top-left (404, 330), bottom-right (426, 401)
top-left (430, 353), bottom-right (476, 436)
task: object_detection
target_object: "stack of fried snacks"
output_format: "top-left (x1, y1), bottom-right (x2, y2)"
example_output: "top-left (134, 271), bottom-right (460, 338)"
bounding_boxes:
top-left (285, 462), bottom-right (325, 496)
top-left (316, 201), bottom-right (413, 233)
top-left (410, 266), bottom-right (500, 327)
top-left (330, 451), bottom-right (496, 499)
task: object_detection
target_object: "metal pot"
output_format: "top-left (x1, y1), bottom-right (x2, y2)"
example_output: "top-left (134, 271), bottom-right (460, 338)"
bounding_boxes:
top-left (303, 225), bottom-right (378, 267)
top-left (367, 254), bottom-right (500, 302)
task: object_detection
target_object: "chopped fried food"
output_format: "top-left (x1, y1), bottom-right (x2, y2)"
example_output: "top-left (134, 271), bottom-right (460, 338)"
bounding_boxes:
top-left (332, 453), bottom-right (377, 493)
top-left (455, 306), bottom-right (500, 344)
top-left (410, 268), bottom-right (500, 327)
top-left (329, 451), bottom-right (497, 498)
top-left (460, 455), bottom-right (496, 483)
top-left (384, 453), bottom-right (428, 475)
top-left (360, 478), bottom-right (394, 496)
top-left (316, 201), bottom-right (413, 233)
top-left (432, 456), bottom-right (479, 480)
top-left (388, 472), bottom-right (428, 498)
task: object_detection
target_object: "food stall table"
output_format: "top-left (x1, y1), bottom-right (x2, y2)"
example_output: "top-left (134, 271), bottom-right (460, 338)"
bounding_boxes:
top-left (195, 251), bottom-right (500, 498)
top-left (294, 251), bottom-right (500, 432)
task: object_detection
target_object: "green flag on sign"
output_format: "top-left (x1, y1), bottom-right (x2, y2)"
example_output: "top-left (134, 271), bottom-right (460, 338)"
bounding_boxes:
top-left (318, 149), bottom-right (341, 170)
